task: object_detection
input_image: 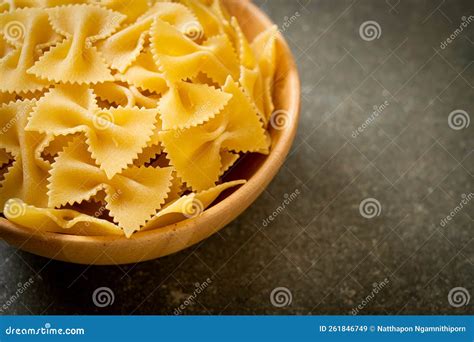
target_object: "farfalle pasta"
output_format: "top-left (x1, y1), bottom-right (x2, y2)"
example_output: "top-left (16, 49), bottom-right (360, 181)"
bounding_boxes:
top-left (0, 0), bottom-right (278, 238)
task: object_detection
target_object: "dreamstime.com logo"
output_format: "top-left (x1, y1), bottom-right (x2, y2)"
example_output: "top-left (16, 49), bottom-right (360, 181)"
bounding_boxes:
top-left (448, 109), bottom-right (470, 130)
top-left (270, 287), bottom-right (292, 308)
top-left (359, 21), bottom-right (382, 41)
top-left (92, 287), bottom-right (115, 308)
top-left (4, 323), bottom-right (85, 336)
top-left (359, 198), bottom-right (382, 219)
top-left (448, 287), bottom-right (470, 308)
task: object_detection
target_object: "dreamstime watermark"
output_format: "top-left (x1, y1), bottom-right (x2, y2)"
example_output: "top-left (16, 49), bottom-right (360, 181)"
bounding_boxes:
top-left (269, 109), bottom-right (292, 130)
top-left (440, 193), bottom-right (473, 228)
top-left (92, 111), bottom-right (114, 130)
top-left (92, 287), bottom-right (115, 308)
top-left (278, 11), bottom-right (301, 34)
top-left (182, 197), bottom-right (204, 219)
top-left (440, 16), bottom-right (474, 49)
top-left (270, 287), bottom-right (292, 307)
top-left (359, 21), bottom-right (382, 41)
top-left (448, 287), bottom-right (470, 308)
top-left (3, 20), bottom-right (25, 42)
top-left (173, 278), bottom-right (212, 315)
top-left (183, 21), bottom-right (203, 41)
top-left (0, 277), bottom-right (35, 313)
top-left (1, 113), bottom-right (19, 134)
top-left (352, 100), bottom-right (390, 138)
top-left (3, 198), bottom-right (26, 219)
top-left (262, 189), bottom-right (300, 227)
top-left (448, 109), bottom-right (470, 130)
top-left (351, 278), bottom-right (390, 315)
top-left (359, 198), bottom-right (382, 219)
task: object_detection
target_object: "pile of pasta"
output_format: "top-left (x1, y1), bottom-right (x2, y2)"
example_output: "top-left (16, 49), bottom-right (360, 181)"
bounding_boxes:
top-left (0, 0), bottom-right (277, 237)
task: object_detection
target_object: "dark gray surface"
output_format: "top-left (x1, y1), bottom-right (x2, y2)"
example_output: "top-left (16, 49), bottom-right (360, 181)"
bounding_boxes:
top-left (1, 0), bottom-right (473, 315)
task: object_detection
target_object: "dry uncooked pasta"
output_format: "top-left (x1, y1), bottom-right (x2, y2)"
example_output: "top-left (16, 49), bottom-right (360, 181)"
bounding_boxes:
top-left (0, 0), bottom-right (277, 237)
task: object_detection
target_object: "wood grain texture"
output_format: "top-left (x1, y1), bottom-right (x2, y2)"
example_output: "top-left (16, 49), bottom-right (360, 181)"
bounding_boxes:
top-left (0, 0), bottom-right (301, 265)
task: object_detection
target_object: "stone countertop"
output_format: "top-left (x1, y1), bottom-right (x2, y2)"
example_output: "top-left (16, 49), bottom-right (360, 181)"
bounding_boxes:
top-left (0, 0), bottom-right (473, 315)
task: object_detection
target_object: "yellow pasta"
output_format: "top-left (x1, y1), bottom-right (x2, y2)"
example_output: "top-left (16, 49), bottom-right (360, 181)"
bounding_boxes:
top-left (48, 138), bottom-right (173, 237)
top-left (150, 18), bottom-right (238, 85)
top-left (160, 77), bottom-right (270, 191)
top-left (99, 2), bottom-right (202, 73)
top-left (179, 0), bottom-right (226, 38)
top-left (0, 8), bottom-right (58, 92)
top-left (0, 0), bottom-right (278, 238)
top-left (143, 179), bottom-right (246, 230)
top-left (4, 198), bottom-right (124, 236)
top-left (93, 0), bottom-right (151, 24)
top-left (28, 4), bottom-right (125, 84)
top-left (116, 50), bottom-right (168, 94)
top-left (26, 85), bottom-right (159, 178)
top-left (0, 100), bottom-right (49, 209)
top-left (158, 80), bottom-right (232, 130)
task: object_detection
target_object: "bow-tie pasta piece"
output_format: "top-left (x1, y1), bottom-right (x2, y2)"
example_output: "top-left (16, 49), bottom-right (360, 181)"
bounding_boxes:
top-left (28, 4), bottom-right (125, 84)
top-left (37, 133), bottom-right (80, 162)
top-left (116, 50), bottom-right (168, 95)
top-left (150, 18), bottom-right (238, 85)
top-left (48, 139), bottom-right (173, 236)
top-left (0, 100), bottom-right (49, 210)
top-left (251, 25), bottom-right (277, 79)
top-left (4, 198), bottom-right (124, 236)
top-left (228, 17), bottom-right (256, 70)
top-left (144, 179), bottom-right (246, 230)
top-left (93, 82), bottom-right (136, 108)
top-left (133, 122), bottom-right (163, 166)
top-left (5, 1), bottom-right (89, 8)
top-left (99, 2), bottom-right (202, 73)
top-left (26, 85), bottom-right (159, 178)
top-left (239, 25), bottom-right (278, 123)
top-left (92, 0), bottom-right (151, 24)
top-left (158, 81), bottom-right (232, 130)
top-left (239, 66), bottom-right (265, 122)
top-left (160, 77), bottom-right (270, 191)
top-left (179, 0), bottom-right (228, 38)
top-left (0, 8), bottom-right (59, 93)
top-left (133, 143), bottom-right (162, 167)
top-left (219, 150), bottom-right (239, 176)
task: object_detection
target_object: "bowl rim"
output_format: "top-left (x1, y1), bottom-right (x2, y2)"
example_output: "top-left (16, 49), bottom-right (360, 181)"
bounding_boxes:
top-left (0, 0), bottom-right (301, 256)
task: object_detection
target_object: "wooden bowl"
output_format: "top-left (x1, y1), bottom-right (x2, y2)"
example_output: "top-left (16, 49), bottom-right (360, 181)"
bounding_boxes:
top-left (0, 0), bottom-right (300, 265)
